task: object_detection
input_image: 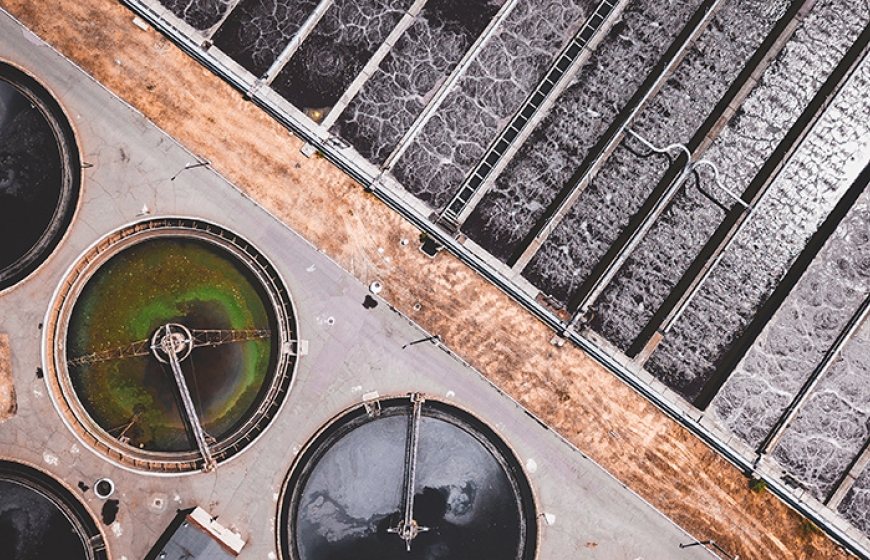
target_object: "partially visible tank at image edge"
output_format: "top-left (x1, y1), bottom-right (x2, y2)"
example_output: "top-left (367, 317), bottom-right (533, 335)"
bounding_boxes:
top-left (0, 480), bottom-right (88, 560)
top-left (0, 77), bottom-right (64, 273)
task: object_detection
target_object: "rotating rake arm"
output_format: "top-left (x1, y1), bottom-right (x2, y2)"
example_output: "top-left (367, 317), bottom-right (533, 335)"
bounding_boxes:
top-left (66, 328), bottom-right (272, 367)
top-left (189, 329), bottom-right (271, 348)
top-left (66, 339), bottom-right (151, 368)
top-left (161, 327), bottom-right (217, 472)
top-left (388, 393), bottom-right (429, 551)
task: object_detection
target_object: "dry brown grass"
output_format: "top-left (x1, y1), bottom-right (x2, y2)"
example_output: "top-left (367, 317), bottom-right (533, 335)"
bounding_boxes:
top-left (0, 1), bottom-right (852, 557)
top-left (0, 334), bottom-right (16, 422)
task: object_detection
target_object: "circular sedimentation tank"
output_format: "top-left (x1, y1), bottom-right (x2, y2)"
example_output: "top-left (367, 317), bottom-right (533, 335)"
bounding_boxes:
top-left (0, 62), bottom-right (80, 290)
top-left (46, 218), bottom-right (297, 473)
top-left (0, 460), bottom-right (107, 560)
top-left (278, 396), bottom-right (538, 560)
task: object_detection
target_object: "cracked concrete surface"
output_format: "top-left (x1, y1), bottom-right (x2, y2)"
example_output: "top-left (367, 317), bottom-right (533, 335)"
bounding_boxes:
top-left (1, 0), bottom-right (858, 557)
top-left (0, 9), bottom-right (718, 560)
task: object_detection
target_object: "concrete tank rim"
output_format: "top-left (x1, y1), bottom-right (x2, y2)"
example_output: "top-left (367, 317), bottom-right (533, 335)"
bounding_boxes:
top-left (41, 215), bottom-right (300, 477)
top-left (275, 393), bottom-right (541, 560)
top-left (0, 58), bottom-right (83, 294)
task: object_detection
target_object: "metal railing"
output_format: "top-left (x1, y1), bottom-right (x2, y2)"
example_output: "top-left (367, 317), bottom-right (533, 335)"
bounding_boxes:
top-left (113, 3), bottom-right (870, 555)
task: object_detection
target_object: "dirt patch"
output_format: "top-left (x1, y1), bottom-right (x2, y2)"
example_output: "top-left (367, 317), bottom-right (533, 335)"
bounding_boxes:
top-left (0, 1), bottom-right (853, 558)
top-left (0, 334), bottom-right (16, 422)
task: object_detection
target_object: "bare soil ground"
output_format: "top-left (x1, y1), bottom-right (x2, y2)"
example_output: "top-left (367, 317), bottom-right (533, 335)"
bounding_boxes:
top-left (0, 1), bottom-right (852, 558)
top-left (0, 334), bottom-right (15, 422)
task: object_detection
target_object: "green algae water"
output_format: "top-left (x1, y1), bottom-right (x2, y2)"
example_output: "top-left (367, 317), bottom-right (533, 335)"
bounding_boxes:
top-left (66, 237), bottom-right (277, 452)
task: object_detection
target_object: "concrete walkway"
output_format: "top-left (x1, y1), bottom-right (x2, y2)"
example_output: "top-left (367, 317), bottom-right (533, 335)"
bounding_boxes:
top-left (0, 10), bottom-right (716, 560)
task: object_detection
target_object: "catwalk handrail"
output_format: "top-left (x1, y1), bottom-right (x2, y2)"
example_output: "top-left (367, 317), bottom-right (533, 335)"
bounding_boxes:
top-left (159, 324), bottom-right (217, 472)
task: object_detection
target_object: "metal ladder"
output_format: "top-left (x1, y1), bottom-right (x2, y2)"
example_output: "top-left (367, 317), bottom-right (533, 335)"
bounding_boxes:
top-left (439, 0), bottom-right (619, 226)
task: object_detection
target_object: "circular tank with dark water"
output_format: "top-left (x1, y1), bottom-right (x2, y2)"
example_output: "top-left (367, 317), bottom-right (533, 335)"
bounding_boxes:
top-left (279, 397), bottom-right (537, 560)
top-left (48, 219), bottom-right (297, 473)
top-left (0, 461), bottom-right (106, 560)
top-left (0, 62), bottom-right (79, 290)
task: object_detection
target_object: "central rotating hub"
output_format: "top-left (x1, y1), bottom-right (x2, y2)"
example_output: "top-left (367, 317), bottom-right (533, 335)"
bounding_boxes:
top-left (150, 323), bottom-right (194, 364)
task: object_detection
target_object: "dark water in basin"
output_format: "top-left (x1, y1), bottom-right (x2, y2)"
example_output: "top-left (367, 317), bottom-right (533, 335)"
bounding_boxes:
top-left (271, 0), bottom-right (414, 119)
top-left (330, 0), bottom-right (504, 164)
top-left (213, 0), bottom-right (321, 76)
top-left (159, 0), bottom-right (233, 31)
top-left (391, 0), bottom-right (591, 210)
top-left (0, 480), bottom-right (87, 560)
top-left (292, 407), bottom-right (528, 560)
top-left (0, 78), bottom-right (63, 273)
